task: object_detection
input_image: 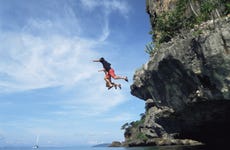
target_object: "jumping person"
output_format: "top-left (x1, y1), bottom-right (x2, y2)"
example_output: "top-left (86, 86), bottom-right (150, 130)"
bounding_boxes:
top-left (93, 57), bottom-right (128, 89)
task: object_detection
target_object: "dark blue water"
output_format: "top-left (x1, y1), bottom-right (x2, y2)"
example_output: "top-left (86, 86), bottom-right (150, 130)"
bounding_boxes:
top-left (0, 145), bottom-right (221, 150)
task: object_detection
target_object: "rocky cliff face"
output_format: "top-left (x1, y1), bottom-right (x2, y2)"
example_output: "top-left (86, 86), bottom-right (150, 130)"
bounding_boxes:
top-left (126, 0), bottom-right (230, 147)
top-left (132, 17), bottom-right (230, 108)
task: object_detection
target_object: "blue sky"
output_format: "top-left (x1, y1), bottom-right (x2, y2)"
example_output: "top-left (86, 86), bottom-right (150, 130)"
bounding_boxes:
top-left (0, 0), bottom-right (151, 147)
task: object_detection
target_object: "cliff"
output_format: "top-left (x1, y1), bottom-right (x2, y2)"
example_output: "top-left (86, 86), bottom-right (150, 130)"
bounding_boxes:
top-left (124, 0), bottom-right (230, 147)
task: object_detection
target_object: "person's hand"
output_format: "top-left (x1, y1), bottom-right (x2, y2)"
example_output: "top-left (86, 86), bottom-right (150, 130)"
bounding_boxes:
top-left (98, 69), bottom-right (105, 72)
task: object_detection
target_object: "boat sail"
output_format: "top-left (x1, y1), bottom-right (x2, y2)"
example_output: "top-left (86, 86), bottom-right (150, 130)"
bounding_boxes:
top-left (32, 135), bottom-right (39, 149)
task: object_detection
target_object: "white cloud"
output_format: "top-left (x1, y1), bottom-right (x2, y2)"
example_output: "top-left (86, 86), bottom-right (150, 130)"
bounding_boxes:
top-left (105, 0), bottom-right (130, 17)
top-left (0, 0), bottom-right (130, 93)
top-left (81, 0), bottom-right (130, 18)
top-left (0, 32), bottom-right (98, 92)
top-left (80, 0), bottom-right (130, 17)
top-left (51, 81), bottom-right (128, 116)
top-left (78, 0), bottom-right (130, 41)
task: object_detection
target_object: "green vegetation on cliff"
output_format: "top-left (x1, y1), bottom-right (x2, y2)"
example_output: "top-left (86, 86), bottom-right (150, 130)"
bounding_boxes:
top-left (121, 113), bottom-right (147, 143)
top-left (146, 0), bottom-right (230, 55)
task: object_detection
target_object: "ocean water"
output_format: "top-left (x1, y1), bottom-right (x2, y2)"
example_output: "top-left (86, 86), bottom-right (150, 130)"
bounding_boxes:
top-left (0, 145), bottom-right (219, 150)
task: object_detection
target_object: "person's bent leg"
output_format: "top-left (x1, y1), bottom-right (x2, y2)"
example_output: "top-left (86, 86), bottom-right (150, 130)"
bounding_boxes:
top-left (104, 75), bottom-right (113, 90)
top-left (109, 69), bottom-right (128, 82)
top-left (113, 76), bottom-right (128, 81)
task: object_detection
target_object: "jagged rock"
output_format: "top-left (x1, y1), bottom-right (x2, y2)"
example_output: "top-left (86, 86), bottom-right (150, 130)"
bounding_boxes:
top-left (131, 17), bottom-right (230, 109)
top-left (109, 141), bottom-right (122, 147)
top-left (124, 0), bottom-right (230, 147)
top-left (126, 137), bottom-right (203, 147)
top-left (145, 99), bottom-right (155, 110)
top-left (129, 16), bottom-right (230, 146)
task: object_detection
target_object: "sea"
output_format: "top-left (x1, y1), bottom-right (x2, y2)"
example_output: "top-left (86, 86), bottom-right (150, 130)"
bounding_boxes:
top-left (0, 145), bottom-right (223, 150)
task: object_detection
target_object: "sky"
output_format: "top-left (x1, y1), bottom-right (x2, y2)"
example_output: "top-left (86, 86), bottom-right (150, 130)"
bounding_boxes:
top-left (0, 0), bottom-right (151, 147)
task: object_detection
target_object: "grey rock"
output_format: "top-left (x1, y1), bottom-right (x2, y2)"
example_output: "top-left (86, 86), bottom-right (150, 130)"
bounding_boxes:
top-left (109, 141), bottom-right (122, 147)
top-left (129, 16), bottom-right (230, 146)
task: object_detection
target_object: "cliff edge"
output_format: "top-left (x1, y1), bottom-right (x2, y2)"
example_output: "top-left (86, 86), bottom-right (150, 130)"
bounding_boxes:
top-left (125, 0), bottom-right (230, 147)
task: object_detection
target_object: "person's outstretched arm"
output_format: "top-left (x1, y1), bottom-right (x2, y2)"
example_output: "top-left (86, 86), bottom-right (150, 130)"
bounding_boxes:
top-left (93, 59), bottom-right (100, 62)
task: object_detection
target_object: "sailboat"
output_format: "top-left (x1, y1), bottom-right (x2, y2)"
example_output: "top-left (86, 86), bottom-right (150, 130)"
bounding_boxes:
top-left (32, 135), bottom-right (39, 149)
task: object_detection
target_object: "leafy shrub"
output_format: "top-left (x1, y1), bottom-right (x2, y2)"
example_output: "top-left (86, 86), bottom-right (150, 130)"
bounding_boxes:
top-left (121, 122), bottom-right (130, 130)
top-left (136, 133), bottom-right (148, 141)
top-left (154, 0), bottom-right (192, 43)
top-left (225, 2), bottom-right (230, 14)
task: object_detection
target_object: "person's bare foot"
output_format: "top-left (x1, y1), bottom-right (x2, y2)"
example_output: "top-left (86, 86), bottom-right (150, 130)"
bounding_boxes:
top-left (108, 85), bottom-right (113, 90)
